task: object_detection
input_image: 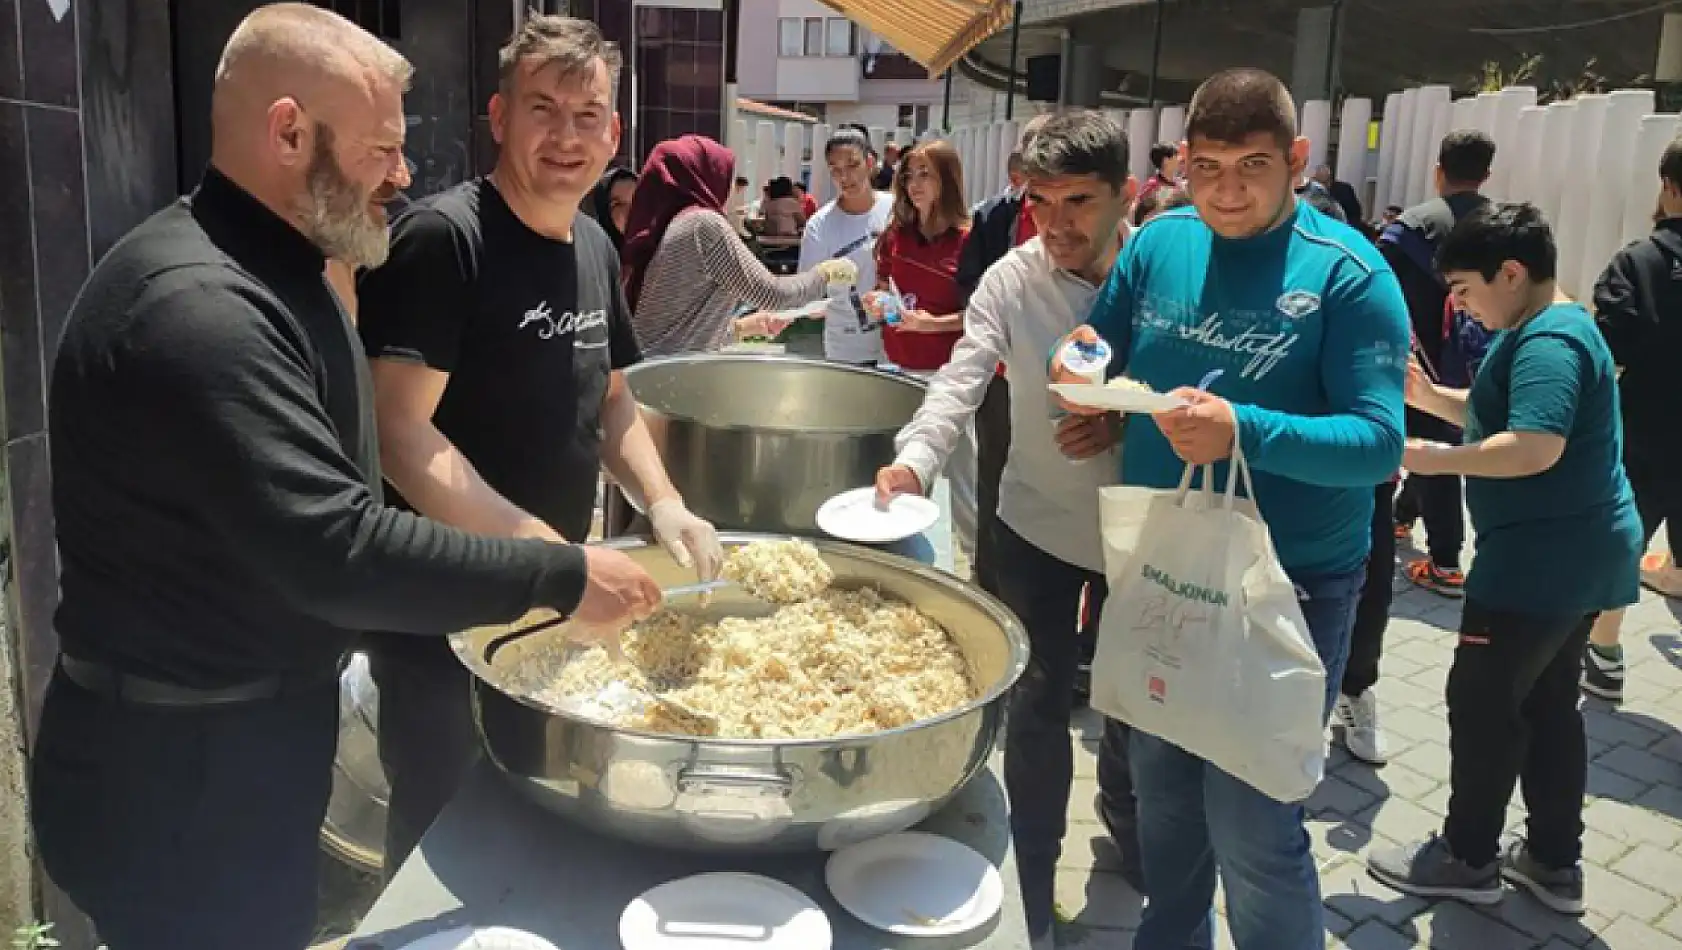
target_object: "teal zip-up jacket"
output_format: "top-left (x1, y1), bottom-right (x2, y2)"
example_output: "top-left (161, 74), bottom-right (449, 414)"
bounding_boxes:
top-left (1088, 203), bottom-right (1409, 577)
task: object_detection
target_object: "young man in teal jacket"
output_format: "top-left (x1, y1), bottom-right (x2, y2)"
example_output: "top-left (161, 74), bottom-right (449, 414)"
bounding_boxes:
top-left (1056, 68), bottom-right (1408, 949)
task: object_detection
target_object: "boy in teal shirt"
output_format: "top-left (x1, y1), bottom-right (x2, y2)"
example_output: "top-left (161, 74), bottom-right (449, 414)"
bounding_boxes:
top-left (1368, 203), bottom-right (1640, 915)
top-left (1055, 68), bottom-right (1408, 950)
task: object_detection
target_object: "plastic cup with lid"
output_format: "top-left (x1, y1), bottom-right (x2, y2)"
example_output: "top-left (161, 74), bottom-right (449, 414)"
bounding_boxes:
top-left (1059, 336), bottom-right (1113, 385)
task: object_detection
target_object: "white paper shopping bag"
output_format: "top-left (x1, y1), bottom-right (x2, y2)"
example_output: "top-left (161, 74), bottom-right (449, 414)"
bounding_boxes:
top-left (1089, 449), bottom-right (1327, 803)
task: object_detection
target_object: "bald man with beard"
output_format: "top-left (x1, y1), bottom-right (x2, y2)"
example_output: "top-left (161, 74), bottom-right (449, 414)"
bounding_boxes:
top-left (32, 5), bottom-right (659, 947)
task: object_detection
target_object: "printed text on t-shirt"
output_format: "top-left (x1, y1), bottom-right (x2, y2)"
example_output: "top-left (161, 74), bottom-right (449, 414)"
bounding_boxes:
top-left (519, 301), bottom-right (608, 345)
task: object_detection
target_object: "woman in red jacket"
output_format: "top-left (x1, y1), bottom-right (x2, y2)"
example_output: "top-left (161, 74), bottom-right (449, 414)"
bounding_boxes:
top-left (866, 139), bottom-right (975, 558)
top-left (869, 139), bottom-right (970, 371)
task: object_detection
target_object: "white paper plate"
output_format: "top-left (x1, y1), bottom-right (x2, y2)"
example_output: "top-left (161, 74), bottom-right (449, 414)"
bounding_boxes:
top-left (1049, 382), bottom-right (1188, 414)
top-left (397, 926), bottom-right (559, 950)
top-left (815, 487), bottom-right (940, 544)
top-left (825, 831), bottom-right (1004, 937)
top-left (620, 872), bottom-right (832, 950)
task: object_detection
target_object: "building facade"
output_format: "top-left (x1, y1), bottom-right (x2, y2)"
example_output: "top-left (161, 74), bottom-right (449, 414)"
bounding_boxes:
top-left (735, 0), bottom-right (968, 135)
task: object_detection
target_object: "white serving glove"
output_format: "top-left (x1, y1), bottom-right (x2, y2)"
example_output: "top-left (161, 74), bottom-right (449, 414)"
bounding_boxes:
top-left (647, 498), bottom-right (724, 582)
top-left (814, 258), bottom-right (858, 286)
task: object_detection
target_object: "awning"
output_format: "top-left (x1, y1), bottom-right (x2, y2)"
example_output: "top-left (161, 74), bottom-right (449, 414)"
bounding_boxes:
top-left (818, 0), bottom-right (1016, 76)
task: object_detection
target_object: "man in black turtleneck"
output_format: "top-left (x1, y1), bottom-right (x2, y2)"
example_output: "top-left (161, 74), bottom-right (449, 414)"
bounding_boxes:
top-left (31, 5), bottom-right (660, 949)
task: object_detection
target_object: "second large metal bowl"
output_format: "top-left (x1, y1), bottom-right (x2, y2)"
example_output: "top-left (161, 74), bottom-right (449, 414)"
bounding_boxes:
top-left (624, 354), bottom-right (928, 534)
top-left (448, 533), bottom-right (1028, 853)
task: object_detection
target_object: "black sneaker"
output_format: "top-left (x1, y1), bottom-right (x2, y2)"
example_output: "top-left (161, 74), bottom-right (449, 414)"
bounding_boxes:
top-left (1581, 643), bottom-right (1625, 703)
top-left (1368, 834), bottom-right (1502, 905)
top-left (1501, 839), bottom-right (1585, 915)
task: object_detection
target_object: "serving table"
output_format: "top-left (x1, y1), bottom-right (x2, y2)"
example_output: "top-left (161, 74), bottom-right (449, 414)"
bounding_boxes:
top-left (346, 479), bottom-right (1032, 950)
top-left (345, 754), bottom-right (1028, 950)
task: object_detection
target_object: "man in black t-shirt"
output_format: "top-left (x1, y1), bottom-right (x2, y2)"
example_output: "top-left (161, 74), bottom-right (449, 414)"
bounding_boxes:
top-left (357, 15), bottom-right (721, 876)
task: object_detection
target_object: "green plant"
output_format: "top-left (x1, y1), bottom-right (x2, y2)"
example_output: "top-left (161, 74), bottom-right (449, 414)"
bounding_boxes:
top-left (1476, 53), bottom-right (1544, 92)
top-left (11, 923), bottom-right (59, 950)
top-left (1473, 54), bottom-right (1651, 104)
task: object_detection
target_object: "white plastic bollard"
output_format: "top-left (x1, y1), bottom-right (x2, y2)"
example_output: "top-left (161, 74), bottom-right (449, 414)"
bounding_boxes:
top-left (1336, 97), bottom-right (1373, 202)
top-left (986, 122), bottom-right (1007, 203)
top-left (1127, 109), bottom-right (1157, 182)
top-left (781, 123), bottom-right (804, 185)
top-left (810, 124), bottom-right (832, 203)
top-left (1408, 87), bottom-right (1451, 208)
top-left (997, 120), bottom-right (1019, 201)
top-left (1450, 96), bottom-right (1476, 133)
top-left (1555, 94), bottom-right (1609, 299)
top-left (1535, 101), bottom-right (1577, 233)
top-left (1387, 88), bottom-right (1420, 217)
top-left (731, 119), bottom-right (750, 163)
top-left (1157, 105), bottom-right (1186, 146)
top-left (1581, 89), bottom-right (1655, 296)
top-left (1373, 93), bottom-right (1402, 215)
top-left (1472, 91), bottom-right (1500, 135)
top-left (1622, 114), bottom-right (1682, 246)
top-left (1302, 99), bottom-right (1333, 172)
top-left (1422, 92), bottom-right (1453, 207)
top-left (753, 121), bottom-right (777, 198)
top-left (1507, 106), bottom-right (1546, 206)
top-left (1487, 86), bottom-right (1537, 201)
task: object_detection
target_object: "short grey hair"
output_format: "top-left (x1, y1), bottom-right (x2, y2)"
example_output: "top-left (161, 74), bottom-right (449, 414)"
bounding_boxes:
top-left (217, 2), bottom-right (412, 89)
top-left (1020, 110), bottom-right (1130, 189)
top-left (500, 13), bottom-right (623, 95)
top-left (1017, 111), bottom-right (1056, 153)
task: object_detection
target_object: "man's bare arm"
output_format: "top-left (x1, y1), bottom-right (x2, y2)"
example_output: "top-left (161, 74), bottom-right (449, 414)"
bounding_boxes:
top-left (599, 371), bottom-right (680, 512)
top-left (369, 359), bottom-right (565, 541)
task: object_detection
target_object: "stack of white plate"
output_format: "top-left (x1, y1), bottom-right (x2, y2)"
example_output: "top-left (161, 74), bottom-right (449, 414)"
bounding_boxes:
top-left (616, 831), bottom-right (1003, 949)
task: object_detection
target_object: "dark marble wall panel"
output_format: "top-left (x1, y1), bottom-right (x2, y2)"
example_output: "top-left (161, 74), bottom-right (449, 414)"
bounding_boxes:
top-left (23, 107), bottom-right (89, 365)
top-left (170, 0), bottom-right (261, 191)
top-left (78, 0), bottom-right (180, 260)
top-left (596, 0), bottom-right (633, 164)
top-left (0, 0), bottom-right (21, 99)
top-left (471, 0), bottom-right (514, 178)
top-left (5, 434), bottom-right (53, 740)
top-left (473, 0), bottom-right (513, 109)
top-left (398, 0), bottom-right (474, 198)
top-left (631, 5), bottom-right (724, 161)
top-left (0, 102), bottom-right (44, 442)
top-left (17, 0), bottom-right (76, 108)
top-left (473, 114), bottom-right (498, 178)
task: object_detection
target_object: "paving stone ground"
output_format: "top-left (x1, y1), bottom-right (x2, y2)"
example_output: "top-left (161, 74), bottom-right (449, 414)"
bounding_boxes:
top-left (1052, 536), bottom-right (1682, 949)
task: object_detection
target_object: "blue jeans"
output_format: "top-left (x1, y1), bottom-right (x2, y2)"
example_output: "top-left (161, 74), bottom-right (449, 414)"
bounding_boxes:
top-left (1130, 567), bottom-right (1365, 950)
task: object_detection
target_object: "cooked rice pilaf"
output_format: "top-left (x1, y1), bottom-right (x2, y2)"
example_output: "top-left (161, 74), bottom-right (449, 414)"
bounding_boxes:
top-left (534, 540), bottom-right (976, 738)
top-left (721, 537), bottom-right (834, 603)
top-left (1106, 375), bottom-right (1154, 393)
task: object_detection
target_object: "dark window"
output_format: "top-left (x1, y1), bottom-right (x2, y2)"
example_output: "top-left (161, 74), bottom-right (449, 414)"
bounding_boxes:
top-left (314, 0), bottom-right (401, 40)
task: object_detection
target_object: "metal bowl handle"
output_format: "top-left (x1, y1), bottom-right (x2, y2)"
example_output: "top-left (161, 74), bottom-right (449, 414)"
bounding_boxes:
top-left (675, 764), bottom-right (796, 798)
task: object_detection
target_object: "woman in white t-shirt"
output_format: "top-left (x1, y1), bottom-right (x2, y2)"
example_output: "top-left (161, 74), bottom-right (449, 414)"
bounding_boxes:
top-left (798, 128), bottom-right (894, 365)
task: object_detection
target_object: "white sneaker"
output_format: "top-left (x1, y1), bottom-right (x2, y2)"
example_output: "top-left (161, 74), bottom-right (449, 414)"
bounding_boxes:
top-left (1335, 691), bottom-right (1389, 765)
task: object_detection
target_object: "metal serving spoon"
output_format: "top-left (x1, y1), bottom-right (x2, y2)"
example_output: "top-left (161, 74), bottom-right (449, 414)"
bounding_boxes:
top-left (482, 579), bottom-right (736, 661)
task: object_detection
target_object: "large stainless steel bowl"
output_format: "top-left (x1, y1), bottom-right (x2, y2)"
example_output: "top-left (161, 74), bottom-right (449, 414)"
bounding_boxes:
top-left (624, 354), bottom-right (928, 534)
top-left (321, 651), bottom-right (387, 872)
top-left (448, 533), bottom-right (1028, 853)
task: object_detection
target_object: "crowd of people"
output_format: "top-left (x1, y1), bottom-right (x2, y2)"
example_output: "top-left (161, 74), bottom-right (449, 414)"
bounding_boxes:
top-left (21, 2), bottom-right (1680, 949)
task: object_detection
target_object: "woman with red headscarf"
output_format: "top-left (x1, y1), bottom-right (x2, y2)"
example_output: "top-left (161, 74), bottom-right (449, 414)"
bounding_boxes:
top-left (622, 135), bottom-right (854, 356)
